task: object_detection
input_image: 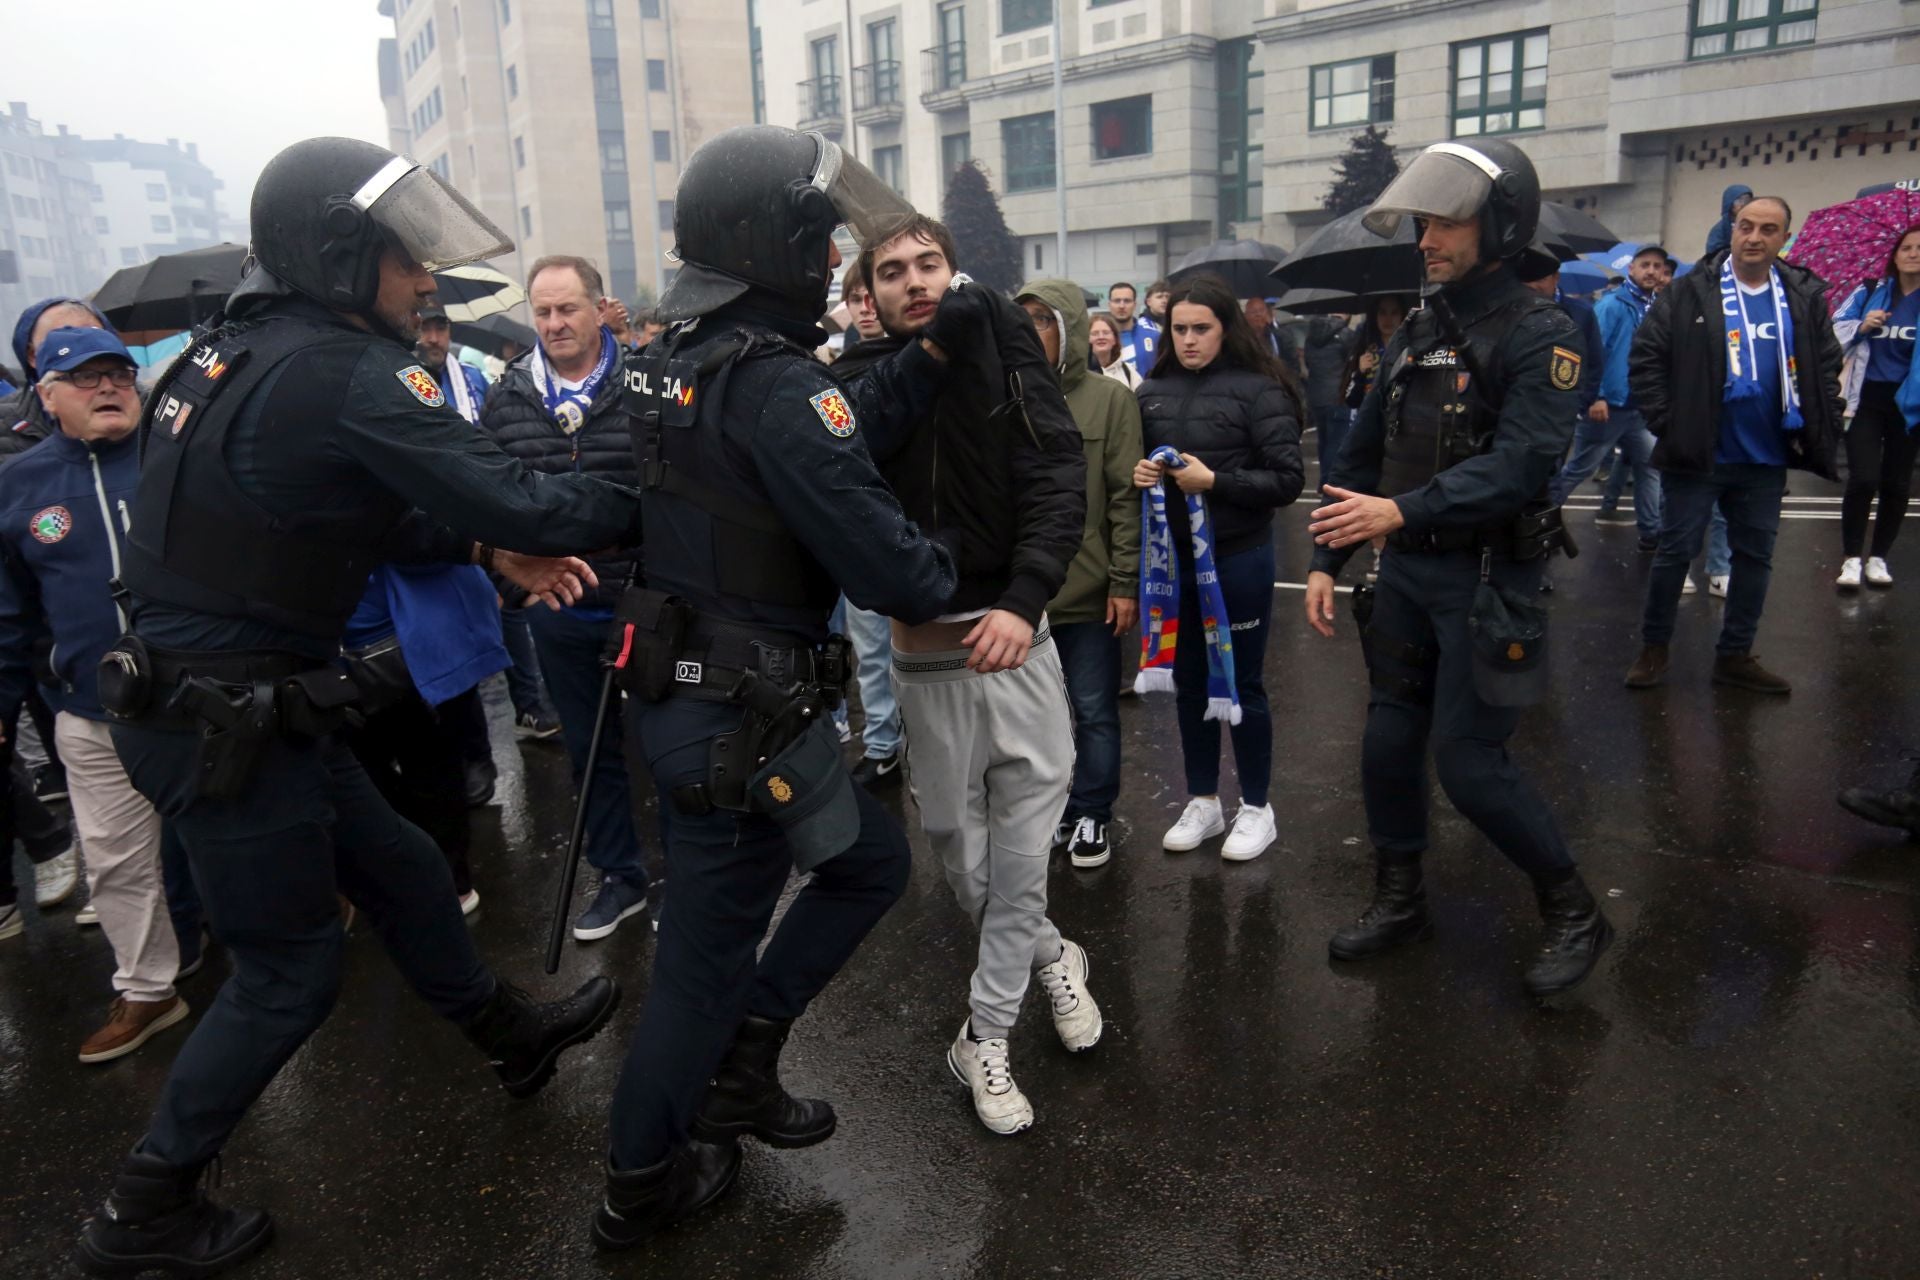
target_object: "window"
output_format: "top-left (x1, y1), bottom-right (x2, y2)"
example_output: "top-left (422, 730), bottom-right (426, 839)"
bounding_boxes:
top-left (1091, 96), bottom-right (1151, 159)
top-left (809, 37), bottom-right (840, 116)
top-left (751, 21), bottom-right (764, 121)
top-left (641, 0), bottom-right (660, 15)
top-left (588, 0), bottom-right (615, 28)
top-left (600, 133), bottom-right (626, 171)
top-left (941, 131), bottom-right (972, 189)
top-left (1001, 0), bottom-right (1050, 36)
top-left (520, 205), bottom-right (533, 235)
top-left (657, 199), bottom-right (675, 231)
top-left (425, 19), bottom-right (435, 50)
top-left (146, 183), bottom-right (167, 202)
top-left (514, 135), bottom-right (526, 168)
top-left (453, 5), bottom-right (461, 38)
top-left (593, 57), bottom-right (621, 101)
top-left (500, 0), bottom-right (511, 22)
top-left (872, 145), bottom-right (904, 193)
top-left (121, 247), bottom-right (140, 265)
top-left (1311, 54), bottom-right (1394, 129)
top-left (430, 153), bottom-right (451, 179)
top-left (1690, 0), bottom-right (1817, 58)
top-left (507, 65), bottom-right (519, 97)
top-left (606, 203), bottom-right (632, 240)
top-left (647, 59), bottom-right (667, 92)
top-left (94, 216), bottom-right (110, 233)
top-left (1002, 112), bottom-right (1055, 192)
top-left (1451, 30), bottom-right (1548, 136)
top-left (1217, 38), bottom-right (1263, 230)
top-left (935, 3), bottom-right (966, 88)
top-left (151, 215), bottom-right (172, 233)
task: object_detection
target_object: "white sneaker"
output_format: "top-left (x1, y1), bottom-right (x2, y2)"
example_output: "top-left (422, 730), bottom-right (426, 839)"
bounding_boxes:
top-left (459, 888), bottom-right (481, 917)
top-left (1221, 803), bottom-right (1277, 861)
top-left (1708, 575), bottom-right (1730, 599)
top-left (75, 901), bottom-right (99, 927)
top-left (1837, 557), bottom-right (1863, 590)
top-left (0, 902), bottom-right (19, 940)
top-left (1162, 796), bottom-right (1225, 852)
top-left (947, 1020), bottom-right (1034, 1135)
top-left (1865, 556), bottom-right (1893, 588)
top-left (1034, 940), bottom-right (1103, 1052)
top-left (1681, 574), bottom-right (1698, 595)
top-left (34, 846), bottom-right (78, 907)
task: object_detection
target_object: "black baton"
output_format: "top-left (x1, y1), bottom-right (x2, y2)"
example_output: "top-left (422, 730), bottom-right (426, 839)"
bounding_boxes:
top-left (544, 660), bottom-right (619, 974)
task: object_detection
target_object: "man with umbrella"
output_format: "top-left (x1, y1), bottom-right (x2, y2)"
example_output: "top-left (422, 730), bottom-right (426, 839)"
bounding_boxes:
top-left (1300, 138), bottom-right (1614, 999)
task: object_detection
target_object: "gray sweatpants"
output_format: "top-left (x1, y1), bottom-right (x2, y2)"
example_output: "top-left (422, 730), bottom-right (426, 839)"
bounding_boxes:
top-left (893, 628), bottom-right (1073, 1038)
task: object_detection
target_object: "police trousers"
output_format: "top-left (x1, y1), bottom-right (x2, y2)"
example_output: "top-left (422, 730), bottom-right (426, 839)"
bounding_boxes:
top-left (607, 696), bottom-right (911, 1170)
top-left (1360, 549), bottom-right (1574, 879)
top-left (111, 723), bottom-right (495, 1170)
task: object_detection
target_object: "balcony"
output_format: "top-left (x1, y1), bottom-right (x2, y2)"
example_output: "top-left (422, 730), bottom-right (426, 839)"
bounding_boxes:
top-left (920, 43), bottom-right (966, 108)
top-left (852, 61), bottom-right (904, 126)
top-left (796, 76), bottom-right (844, 134)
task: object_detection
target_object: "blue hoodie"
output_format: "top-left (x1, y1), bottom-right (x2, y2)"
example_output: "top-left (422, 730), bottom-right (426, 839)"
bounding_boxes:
top-left (10, 296), bottom-right (116, 380)
top-left (0, 427), bottom-right (138, 722)
top-left (1704, 184), bottom-right (1753, 258)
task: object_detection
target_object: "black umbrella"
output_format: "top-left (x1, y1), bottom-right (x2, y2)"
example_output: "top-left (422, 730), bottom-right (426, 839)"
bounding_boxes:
top-left (1273, 286), bottom-right (1416, 318)
top-left (431, 263), bottom-right (525, 322)
top-left (1270, 210), bottom-right (1424, 297)
top-left (91, 242), bottom-right (248, 330)
top-left (452, 311), bottom-right (535, 357)
top-left (1169, 239), bottom-right (1289, 299)
top-left (1536, 202), bottom-right (1618, 256)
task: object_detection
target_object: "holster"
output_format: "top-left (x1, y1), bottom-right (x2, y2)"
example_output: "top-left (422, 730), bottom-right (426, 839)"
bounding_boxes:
top-left (342, 635), bottom-right (413, 715)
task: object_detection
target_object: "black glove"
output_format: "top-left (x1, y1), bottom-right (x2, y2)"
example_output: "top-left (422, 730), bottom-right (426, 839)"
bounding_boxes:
top-left (920, 277), bottom-right (996, 356)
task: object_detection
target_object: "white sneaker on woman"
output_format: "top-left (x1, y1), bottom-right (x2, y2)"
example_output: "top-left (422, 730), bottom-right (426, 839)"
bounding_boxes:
top-left (1865, 556), bottom-right (1893, 588)
top-left (35, 846), bottom-right (78, 907)
top-left (1162, 796), bottom-right (1225, 852)
top-left (1837, 557), bottom-right (1863, 590)
top-left (1221, 804), bottom-right (1277, 861)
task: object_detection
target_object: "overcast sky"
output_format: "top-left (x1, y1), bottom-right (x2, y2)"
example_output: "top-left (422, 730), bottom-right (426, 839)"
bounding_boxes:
top-left (10, 2), bottom-right (395, 222)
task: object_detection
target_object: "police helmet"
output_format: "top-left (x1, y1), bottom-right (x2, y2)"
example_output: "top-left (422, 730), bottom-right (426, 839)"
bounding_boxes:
top-left (250, 137), bottom-right (512, 312)
top-left (1362, 139), bottom-right (1542, 264)
top-left (658, 125), bottom-right (915, 322)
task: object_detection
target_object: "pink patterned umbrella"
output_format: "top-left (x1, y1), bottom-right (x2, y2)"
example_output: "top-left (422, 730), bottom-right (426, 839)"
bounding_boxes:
top-left (1786, 181), bottom-right (1920, 301)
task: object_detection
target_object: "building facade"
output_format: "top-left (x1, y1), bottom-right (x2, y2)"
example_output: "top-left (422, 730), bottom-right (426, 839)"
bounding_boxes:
top-left (0, 103), bottom-right (108, 336)
top-left (752, 0), bottom-right (1917, 290)
top-left (378, 0), bottom-right (756, 305)
top-left (72, 135), bottom-right (225, 271)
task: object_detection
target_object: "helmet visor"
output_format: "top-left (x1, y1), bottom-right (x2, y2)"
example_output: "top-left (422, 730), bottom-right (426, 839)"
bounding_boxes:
top-left (809, 134), bottom-right (916, 249)
top-left (356, 159), bottom-right (513, 272)
top-left (1361, 144), bottom-right (1498, 239)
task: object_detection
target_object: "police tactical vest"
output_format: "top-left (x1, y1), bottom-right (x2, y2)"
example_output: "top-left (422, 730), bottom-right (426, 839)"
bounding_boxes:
top-left (626, 327), bottom-right (839, 618)
top-left (123, 316), bottom-right (398, 637)
top-left (1377, 296), bottom-right (1539, 499)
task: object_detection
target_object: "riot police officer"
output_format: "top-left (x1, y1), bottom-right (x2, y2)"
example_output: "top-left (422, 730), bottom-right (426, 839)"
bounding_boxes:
top-left (76, 138), bottom-right (642, 1277)
top-left (1301, 139), bottom-right (1613, 999)
top-left (593, 126), bottom-right (970, 1248)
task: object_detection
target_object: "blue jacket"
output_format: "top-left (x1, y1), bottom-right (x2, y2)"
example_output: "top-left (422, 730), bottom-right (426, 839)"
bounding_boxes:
top-left (1593, 284), bottom-right (1655, 408)
top-left (1562, 294), bottom-right (1606, 409)
top-left (1836, 280), bottom-right (1920, 430)
top-left (343, 562), bottom-right (509, 707)
top-left (0, 429), bottom-right (138, 722)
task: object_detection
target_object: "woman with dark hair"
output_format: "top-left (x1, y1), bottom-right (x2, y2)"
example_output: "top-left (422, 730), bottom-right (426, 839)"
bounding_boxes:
top-left (1133, 274), bottom-right (1305, 861)
top-left (1342, 293), bottom-right (1413, 415)
top-left (1833, 224), bottom-right (1920, 588)
top-left (1089, 312), bottom-right (1142, 389)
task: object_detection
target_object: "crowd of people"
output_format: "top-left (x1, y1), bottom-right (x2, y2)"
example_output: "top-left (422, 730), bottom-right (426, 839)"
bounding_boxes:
top-left (1, 123), bottom-right (1916, 1275)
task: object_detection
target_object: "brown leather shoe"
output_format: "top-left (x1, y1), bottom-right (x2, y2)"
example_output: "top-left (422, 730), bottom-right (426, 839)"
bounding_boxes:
top-left (1625, 644), bottom-right (1669, 688)
top-left (1713, 652), bottom-right (1791, 695)
top-left (78, 995), bottom-right (190, 1064)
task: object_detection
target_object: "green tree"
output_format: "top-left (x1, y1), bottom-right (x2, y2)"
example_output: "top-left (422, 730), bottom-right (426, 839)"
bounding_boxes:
top-left (1322, 125), bottom-right (1401, 216)
top-left (941, 160), bottom-right (1025, 293)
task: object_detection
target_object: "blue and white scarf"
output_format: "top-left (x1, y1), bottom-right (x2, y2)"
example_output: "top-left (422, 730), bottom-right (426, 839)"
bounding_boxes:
top-left (1134, 445), bottom-right (1240, 725)
top-left (1619, 277), bottom-right (1655, 323)
top-left (1720, 257), bottom-right (1803, 431)
top-left (530, 325), bottom-right (618, 434)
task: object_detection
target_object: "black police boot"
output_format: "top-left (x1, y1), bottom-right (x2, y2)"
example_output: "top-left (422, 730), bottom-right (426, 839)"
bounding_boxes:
top-left (1523, 872), bottom-right (1615, 998)
top-left (690, 1015), bottom-right (838, 1148)
top-left (1838, 758), bottom-right (1920, 838)
top-left (461, 976), bottom-right (621, 1099)
top-left (591, 1141), bottom-right (743, 1252)
top-left (75, 1150), bottom-right (273, 1278)
top-left (1328, 860), bottom-right (1433, 961)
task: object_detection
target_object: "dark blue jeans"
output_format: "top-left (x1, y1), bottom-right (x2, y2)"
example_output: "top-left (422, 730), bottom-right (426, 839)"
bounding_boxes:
top-left (1051, 621), bottom-right (1122, 822)
top-left (499, 605), bottom-right (555, 719)
top-left (1361, 549), bottom-right (1573, 877)
top-left (526, 607), bottom-right (648, 886)
top-left (608, 696), bottom-right (910, 1168)
top-left (1642, 464), bottom-right (1786, 654)
top-left (113, 724), bottom-right (494, 1168)
top-left (1174, 537), bottom-right (1275, 808)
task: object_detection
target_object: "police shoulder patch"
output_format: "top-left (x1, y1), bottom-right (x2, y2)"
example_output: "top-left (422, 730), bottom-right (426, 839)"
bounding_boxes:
top-left (809, 387), bottom-right (856, 438)
top-left (396, 364), bottom-right (446, 408)
top-left (1548, 346), bottom-right (1582, 392)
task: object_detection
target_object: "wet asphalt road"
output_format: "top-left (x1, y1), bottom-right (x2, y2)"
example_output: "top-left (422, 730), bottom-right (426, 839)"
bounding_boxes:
top-left (4, 472), bottom-right (1919, 1279)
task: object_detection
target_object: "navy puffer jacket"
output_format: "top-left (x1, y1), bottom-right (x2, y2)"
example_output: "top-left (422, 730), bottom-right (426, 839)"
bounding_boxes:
top-left (1136, 360), bottom-right (1306, 559)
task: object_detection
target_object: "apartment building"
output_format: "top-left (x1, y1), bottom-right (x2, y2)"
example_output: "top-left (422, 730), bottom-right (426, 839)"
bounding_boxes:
top-left (377, 0), bottom-right (755, 305)
top-left (72, 135), bottom-right (225, 271)
top-left (753, 0), bottom-right (1916, 286)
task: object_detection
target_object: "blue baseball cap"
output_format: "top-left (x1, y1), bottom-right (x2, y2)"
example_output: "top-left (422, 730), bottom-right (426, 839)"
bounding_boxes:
top-left (37, 327), bottom-right (135, 376)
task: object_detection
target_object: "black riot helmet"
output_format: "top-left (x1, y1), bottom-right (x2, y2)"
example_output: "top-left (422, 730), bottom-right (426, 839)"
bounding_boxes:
top-left (1363, 138), bottom-right (1542, 265)
top-left (250, 137), bottom-right (512, 312)
top-left (657, 125), bottom-right (915, 321)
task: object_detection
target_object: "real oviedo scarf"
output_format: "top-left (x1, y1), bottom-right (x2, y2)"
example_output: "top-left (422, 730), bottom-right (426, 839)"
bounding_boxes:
top-left (1719, 257), bottom-right (1803, 431)
top-left (1135, 444), bottom-right (1240, 725)
top-left (530, 325), bottom-right (618, 434)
